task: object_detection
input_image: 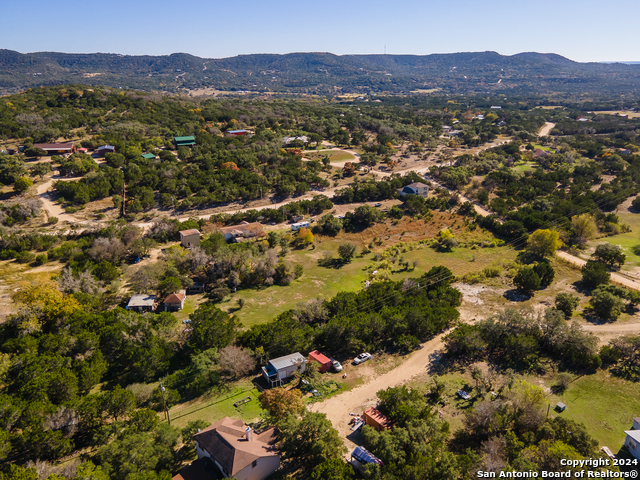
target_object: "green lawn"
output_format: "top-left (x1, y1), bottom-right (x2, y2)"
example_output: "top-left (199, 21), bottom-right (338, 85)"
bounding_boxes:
top-left (588, 211), bottom-right (640, 272)
top-left (166, 380), bottom-right (263, 428)
top-left (543, 370), bottom-right (640, 449)
top-left (306, 151), bottom-right (355, 163)
top-left (218, 236), bottom-right (517, 329)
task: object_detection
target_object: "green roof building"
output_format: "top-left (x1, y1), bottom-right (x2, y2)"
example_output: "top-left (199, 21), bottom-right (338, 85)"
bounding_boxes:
top-left (174, 136), bottom-right (196, 147)
top-left (141, 153), bottom-right (156, 159)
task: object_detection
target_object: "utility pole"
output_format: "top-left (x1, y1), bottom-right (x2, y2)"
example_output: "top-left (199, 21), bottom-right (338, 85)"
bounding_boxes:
top-left (160, 383), bottom-right (171, 424)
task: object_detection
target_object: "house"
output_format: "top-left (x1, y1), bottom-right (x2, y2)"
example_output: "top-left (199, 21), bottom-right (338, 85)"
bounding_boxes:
top-left (490, 106), bottom-right (502, 109)
top-left (220, 222), bottom-right (264, 242)
top-left (142, 153), bottom-right (157, 159)
top-left (172, 457), bottom-right (221, 480)
top-left (623, 418), bottom-right (640, 460)
top-left (126, 294), bottom-right (157, 312)
top-left (290, 221), bottom-right (310, 232)
top-left (226, 130), bottom-right (249, 136)
top-left (174, 136), bottom-right (196, 147)
top-left (180, 229), bottom-right (201, 248)
top-left (187, 282), bottom-right (205, 294)
top-left (164, 290), bottom-right (186, 311)
top-left (533, 149), bottom-right (548, 158)
top-left (577, 117), bottom-right (589, 122)
top-left (397, 181), bottom-right (429, 198)
top-left (363, 407), bottom-right (393, 432)
top-left (498, 121), bottom-right (507, 127)
top-left (261, 352), bottom-right (306, 388)
top-left (194, 417), bottom-right (280, 480)
top-left (77, 147), bottom-right (89, 154)
top-left (282, 136), bottom-right (309, 145)
top-left (308, 350), bottom-right (332, 373)
top-left (97, 145), bottom-right (116, 156)
top-left (33, 143), bottom-right (76, 155)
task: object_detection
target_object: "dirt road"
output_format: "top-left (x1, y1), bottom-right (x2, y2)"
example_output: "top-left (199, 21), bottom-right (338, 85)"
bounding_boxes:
top-left (582, 322), bottom-right (640, 334)
top-left (538, 122), bottom-right (556, 137)
top-left (556, 251), bottom-right (640, 292)
top-left (310, 332), bottom-right (447, 450)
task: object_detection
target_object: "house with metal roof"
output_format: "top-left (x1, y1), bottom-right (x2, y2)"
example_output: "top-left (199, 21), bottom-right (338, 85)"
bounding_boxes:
top-left (261, 352), bottom-right (306, 388)
top-left (397, 181), bottom-right (429, 198)
top-left (180, 229), bottom-right (200, 248)
top-left (32, 143), bottom-right (77, 155)
top-left (193, 417), bottom-right (280, 480)
top-left (174, 136), bottom-right (196, 147)
top-left (624, 417), bottom-right (640, 460)
top-left (126, 294), bottom-right (157, 312)
top-left (219, 222), bottom-right (264, 242)
top-left (226, 129), bottom-right (249, 136)
top-left (141, 153), bottom-right (157, 160)
top-left (97, 145), bottom-right (116, 156)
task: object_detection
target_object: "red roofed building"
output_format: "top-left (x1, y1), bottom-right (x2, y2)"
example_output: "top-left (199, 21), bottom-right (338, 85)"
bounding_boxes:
top-left (363, 407), bottom-right (393, 432)
top-left (164, 290), bottom-right (186, 311)
top-left (308, 350), bottom-right (332, 373)
top-left (193, 417), bottom-right (280, 480)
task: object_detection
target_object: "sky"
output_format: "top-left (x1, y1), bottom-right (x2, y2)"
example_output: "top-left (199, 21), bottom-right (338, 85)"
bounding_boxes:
top-left (2, 0), bottom-right (640, 62)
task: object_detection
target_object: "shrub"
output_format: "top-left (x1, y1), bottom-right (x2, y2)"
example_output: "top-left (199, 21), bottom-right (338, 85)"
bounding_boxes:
top-left (513, 266), bottom-right (541, 295)
top-left (15, 251), bottom-right (36, 264)
top-left (591, 290), bottom-right (625, 322)
top-left (581, 260), bottom-right (610, 289)
top-left (555, 292), bottom-right (579, 318)
top-left (533, 261), bottom-right (555, 288)
top-left (35, 253), bottom-right (48, 265)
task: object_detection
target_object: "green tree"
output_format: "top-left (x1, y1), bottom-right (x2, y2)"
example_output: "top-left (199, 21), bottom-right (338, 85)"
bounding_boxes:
top-left (101, 386), bottom-right (136, 421)
top-left (127, 409), bottom-right (160, 433)
top-left (188, 304), bottom-right (241, 353)
top-left (555, 293), bottom-right (579, 318)
top-left (318, 215), bottom-right (343, 236)
top-left (158, 276), bottom-right (181, 297)
top-left (513, 267), bottom-right (541, 295)
top-left (29, 162), bottom-right (51, 179)
top-left (581, 260), bottom-right (610, 289)
top-left (590, 289), bottom-right (625, 322)
top-left (13, 176), bottom-right (33, 193)
top-left (592, 244), bottom-right (625, 268)
top-left (309, 459), bottom-right (354, 480)
top-left (526, 229), bottom-right (562, 258)
top-left (259, 387), bottom-right (305, 421)
top-left (280, 412), bottom-right (346, 468)
top-left (25, 147), bottom-right (47, 159)
top-left (533, 261), bottom-right (555, 288)
top-left (571, 214), bottom-right (597, 246)
top-left (338, 243), bottom-right (357, 263)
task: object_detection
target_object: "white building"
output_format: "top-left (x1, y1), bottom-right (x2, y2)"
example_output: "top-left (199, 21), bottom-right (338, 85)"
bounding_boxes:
top-left (291, 221), bottom-right (310, 231)
top-left (624, 418), bottom-right (640, 460)
top-left (261, 352), bottom-right (307, 388)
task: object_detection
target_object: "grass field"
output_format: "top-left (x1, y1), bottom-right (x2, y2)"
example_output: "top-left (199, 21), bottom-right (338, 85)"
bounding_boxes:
top-left (306, 150), bottom-right (355, 163)
top-left (588, 210), bottom-right (640, 272)
top-left (166, 380), bottom-right (263, 428)
top-left (407, 366), bottom-right (639, 450)
top-left (219, 216), bottom-right (516, 328)
top-left (544, 370), bottom-right (640, 448)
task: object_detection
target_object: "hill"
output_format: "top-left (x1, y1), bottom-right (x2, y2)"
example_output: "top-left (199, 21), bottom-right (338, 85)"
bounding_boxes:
top-left (2, 49), bottom-right (640, 95)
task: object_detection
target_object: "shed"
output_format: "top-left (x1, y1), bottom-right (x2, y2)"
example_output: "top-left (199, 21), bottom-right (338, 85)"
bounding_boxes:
top-left (555, 402), bottom-right (566, 412)
top-left (363, 407), bottom-right (393, 432)
top-left (351, 446), bottom-right (383, 467)
top-left (174, 136), bottom-right (196, 147)
top-left (126, 294), bottom-right (157, 312)
top-left (261, 352), bottom-right (306, 388)
top-left (308, 350), bottom-right (332, 373)
top-left (180, 229), bottom-right (200, 248)
top-left (142, 153), bottom-right (157, 159)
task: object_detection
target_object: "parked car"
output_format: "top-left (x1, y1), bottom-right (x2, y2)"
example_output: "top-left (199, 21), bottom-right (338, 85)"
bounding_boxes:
top-left (182, 319), bottom-right (191, 324)
top-left (374, 202), bottom-right (382, 207)
top-left (353, 353), bottom-right (372, 365)
top-left (457, 389), bottom-right (471, 400)
top-left (331, 359), bottom-right (343, 372)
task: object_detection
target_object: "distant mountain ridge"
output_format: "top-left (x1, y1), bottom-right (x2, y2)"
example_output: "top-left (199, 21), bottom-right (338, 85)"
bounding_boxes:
top-left (2, 49), bottom-right (640, 95)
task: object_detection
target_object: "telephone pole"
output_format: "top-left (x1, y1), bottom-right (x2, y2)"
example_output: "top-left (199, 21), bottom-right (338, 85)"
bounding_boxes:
top-left (159, 383), bottom-right (171, 424)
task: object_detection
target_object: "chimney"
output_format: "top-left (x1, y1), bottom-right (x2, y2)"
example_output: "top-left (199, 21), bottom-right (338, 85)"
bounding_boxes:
top-left (245, 426), bottom-right (253, 442)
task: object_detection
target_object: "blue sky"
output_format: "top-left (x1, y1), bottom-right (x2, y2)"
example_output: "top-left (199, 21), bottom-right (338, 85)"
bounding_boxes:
top-left (2, 0), bottom-right (639, 62)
